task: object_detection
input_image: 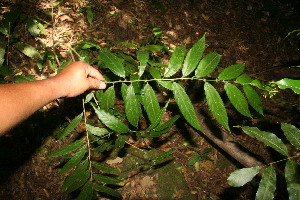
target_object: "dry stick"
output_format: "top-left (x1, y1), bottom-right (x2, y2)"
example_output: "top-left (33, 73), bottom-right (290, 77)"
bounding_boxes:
top-left (187, 113), bottom-right (264, 168)
top-left (51, 1), bottom-right (60, 66)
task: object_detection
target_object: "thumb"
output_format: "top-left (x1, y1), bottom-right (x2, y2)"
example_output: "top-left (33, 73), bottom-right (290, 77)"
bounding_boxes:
top-left (89, 78), bottom-right (106, 90)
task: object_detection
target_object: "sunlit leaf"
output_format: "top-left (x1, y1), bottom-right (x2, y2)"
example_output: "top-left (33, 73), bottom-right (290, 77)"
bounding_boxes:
top-left (204, 82), bottom-right (229, 131)
top-left (100, 85), bottom-right (115, 111)
top-left (285, 160), bottom-right (300, 200)
top-left (84, 92), bottom-right (94, 103)
top-left (15, 42), bottom-right (42, 59)
top-left (59, 113), bottom-right (83, 140)
top-left (225, 83), bottom-right (251, 117)
top-left (236, 74), bottom-right (253, 84)
top-left (94, 174), bottom-right (122, 185)
top-left (143, 45), bottom-right (163, 52)
top-left (60, 145), bottom-right (87, 174)
top-left (243, 85), bottom-right (263, 115)
top-left (77, 181), bottom-right (93, 200)
top-left (48, 138), bottom-right (85, 157)
top-left (242, 126), bottom-right (289, 156)
top-left (218, 63), bottom-right (245, 80)
top-left (125, 84), bottom-right (140, 127)
top-left (164, 45), bottom-right (186, 77)
top-left (256, 166), bottom-right (276, 200)
top-left (182, 34), bottom-right (206, 77)
top-left (137, 50), bottom-right (149, 77)
top-left (92, 106), bottom-right (130, 133)
top-left (195, 52), bottom-right (221, 78)
top-left (172, 82), bottom-right (202, 131)
top-left (98, 50), bottom-right (125, 78)
top-left (276, 78), bottom-right (300, 94)
top-left (142, 84), bottom-right (161, 124)
top-left (86, 124), bottom-right (110, 137)
top-left (281, 123), bottom-right (300, 150)
top-left (0, 39), bottom-right (6, 66)
top-left (227, 166), bottom-right (263, 187)
top-left (94, 184), bottom-right (122, 199)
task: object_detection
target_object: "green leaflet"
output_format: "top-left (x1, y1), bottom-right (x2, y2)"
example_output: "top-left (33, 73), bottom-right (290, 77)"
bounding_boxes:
top-left (98, 50), bottom-right (125, 78)
top-left (256, 166), bottom-right (276, 200)
top-left (60, 145), bottom-right (87, 174)
top-left (143, 45), bottom-right (163, 52)
top-left (285, 160), bottom-right (300, 200)
top-left (187, 154), bottom-right (201, 166)
top-left (86, 124), bottom-right (110, 137)
top-left (151, 149), bottom-right (176, 164)
top-left (227, 166), bottom-right (263, 187)
top-left (236, 74), bottom-right (253, 84)
top-left (59, 113), bottom-right (83, 140)
top-left (142, 84), bottom-right (161, 124)
top-left (94, 184), bottom-right (122, 199)
top-left (276, 78), bottom-right (300, 94)
top-left (242, 126), bottom-right (289, 156)
top-left (92, 105), bottom-right (130, 133)
top-left (94, 174), bottom-right (122, 185)
top-left (87, 7), bottom-right (95, 24)
top-left (281, 123), bottom-right (300, 150)
top-left (62, 160), bottom-right (89, 192)
top-left (195, 52), bottom-right (221, 78)
top-left (27, 19), bottom-right (40, 37)
top-left (115, 135), bottom-right (126, 148)
top-left (48, 138), bottom-right (85, 157)
top-left (125, 84), bottom-right (140, 127)
top-left (15, 42), bottom-right (42, 59)
top-left (77, 181), bottom-right (93, 200)
top-left (154, 115), bottom-right (180, 132)
top-left (225, 83), bottom-right (252, 117)
top-left (92, 162), bottom-right (119, 174)
top-left (0, 39), bottom-right (7, 66)
top-left (243, 85), bottom-right (264, 115)
top-left (100, 85), bottom-right (115, 111)
top-left (84, 92), bottom-right (94, 103)
top-left (145, 107), bottom-right (166, 132)
top-left (218, 63), bottom-right (245, 80)
top-left (137, 50), bottom-right (149, 77)
top-left (204, 82), bottom-right (230, 131)
top-left (172, 82), bottom-right (202, 131)
top-left (182, 34), bottom-right (206, 77)
top-left (121, 83), bottom-right (128, 100)
top-left (164, 45), bottom-right (186, 77)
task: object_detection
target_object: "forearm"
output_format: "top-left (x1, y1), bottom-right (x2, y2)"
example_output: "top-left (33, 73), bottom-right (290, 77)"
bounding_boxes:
top-left (0, 78), bottom-right (64, 134)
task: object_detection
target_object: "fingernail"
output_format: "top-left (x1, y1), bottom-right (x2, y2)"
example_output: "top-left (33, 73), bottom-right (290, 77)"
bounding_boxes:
top-left (99, 83), bottom-right (106, 89)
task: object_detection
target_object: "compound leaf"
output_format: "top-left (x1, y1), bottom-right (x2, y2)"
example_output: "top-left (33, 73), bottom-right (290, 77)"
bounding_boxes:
top-left (225, 83), bottom-right (251, 117)
top-left (59, 113), bottom-right (83, 140)
top-left (164, 45), bottom-right (186, 77)
top-left (218, 63), bottom-right (245, 80)
top-left (124, 84), bottom-right (140, 127)
top-left (227, 166), bottom-right (263, 187)
top-left (93, 106), bottom-right (130, 133)
top-left (94, 184), bottom-right (122, 199)
top-left (100, 85), bottom-right (115, 110)
top-left (60, 145), bottom-right (87, 174)
top-left (256, 166), bottom-right (276, 200)
top-left (98, 50), bottom-right (125, 78)
top-left (276, 78), bottom-right (300, 94)
top-left (281, 123), bottom-right (300, 150)
top-left (182, 35), bottom-right (206, 77)
top-left (172, 82), bottom-right (202, 131)
top-left (242, 126), bottom-right (289, 156)
top-left (204, 82), bottom-right (230, 131)
top-left (195, 52), bottom-right (221, 78)
top-left (48, 138), bottom-right (85, 157)
top-left (285, 160), bottom-right (300, 200)
top-left (243, 85), bottom-right (263, 115)
top-left (142, 84), bottom-right (161, 124)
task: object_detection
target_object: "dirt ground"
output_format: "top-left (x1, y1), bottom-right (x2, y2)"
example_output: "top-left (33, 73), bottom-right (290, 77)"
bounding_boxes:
top-left (0, 0), bottom-right (300, 199)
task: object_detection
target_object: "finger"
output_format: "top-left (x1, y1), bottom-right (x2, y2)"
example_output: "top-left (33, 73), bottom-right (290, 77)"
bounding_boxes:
top-left (88, 77), bottom-right (106, 90)
top-left (86, 65), bottom-right (105, 81)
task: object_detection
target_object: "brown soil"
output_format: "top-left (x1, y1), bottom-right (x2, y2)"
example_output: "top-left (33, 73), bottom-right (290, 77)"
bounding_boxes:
top-left (0, 0), bottom-right (299, 199)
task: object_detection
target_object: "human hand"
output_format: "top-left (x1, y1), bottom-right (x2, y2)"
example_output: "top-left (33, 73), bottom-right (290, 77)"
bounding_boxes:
top-left (53, 61), bottom-right (106, 97)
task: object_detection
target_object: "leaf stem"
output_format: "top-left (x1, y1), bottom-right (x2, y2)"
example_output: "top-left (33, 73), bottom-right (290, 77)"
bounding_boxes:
top-left (103, 77), bottom-right (219, 84)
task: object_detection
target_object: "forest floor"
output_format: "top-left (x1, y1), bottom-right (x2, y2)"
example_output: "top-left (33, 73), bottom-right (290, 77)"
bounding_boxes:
top-left (0, 0), bottom-right (300, 199)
